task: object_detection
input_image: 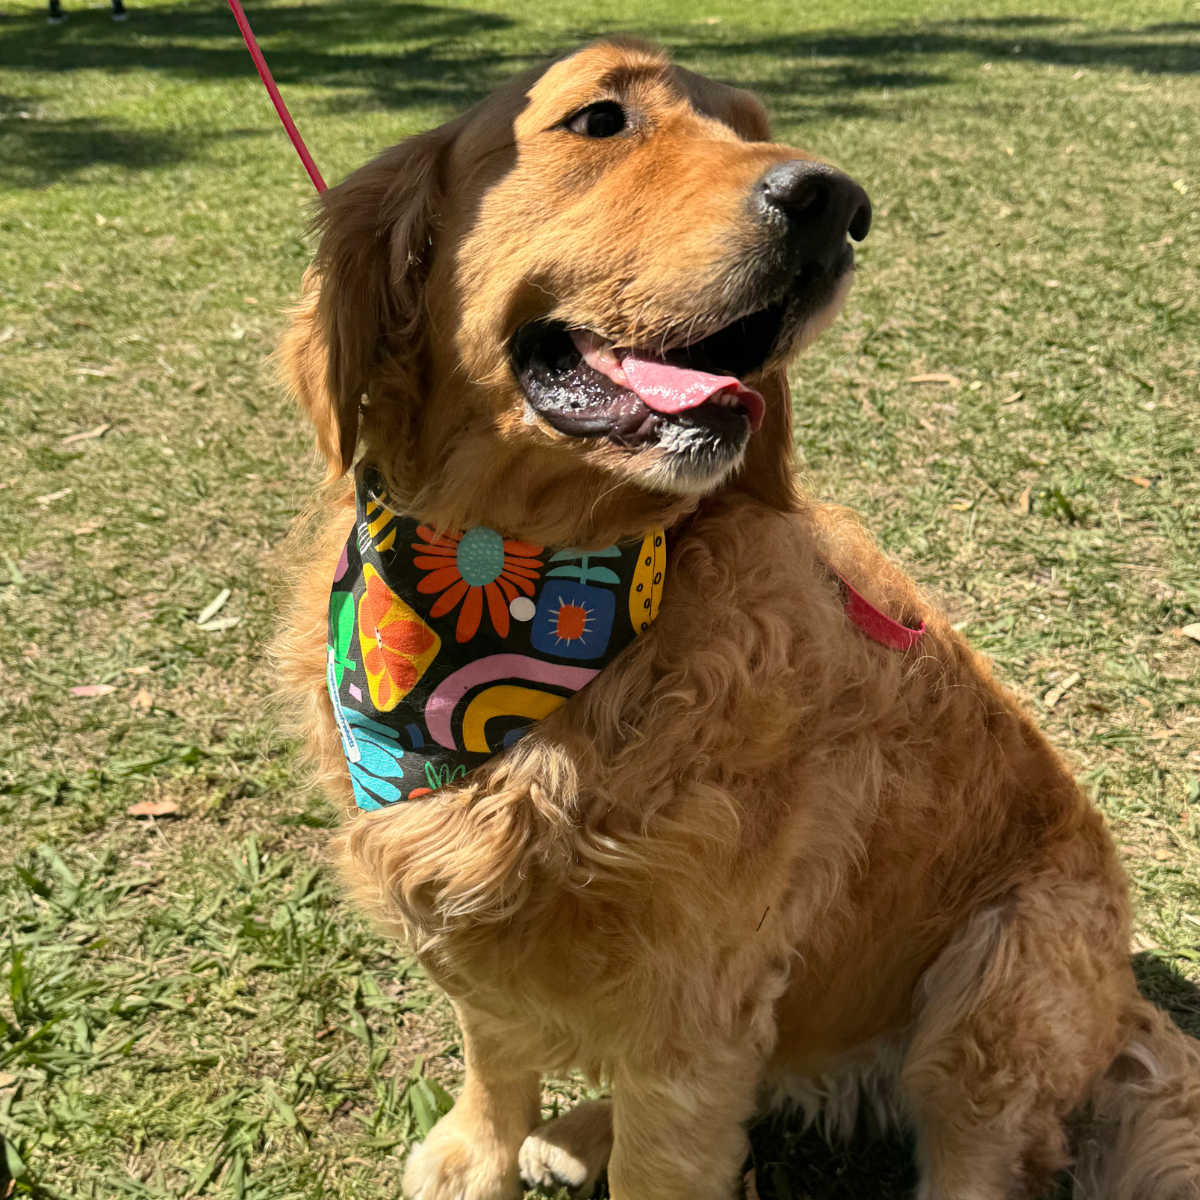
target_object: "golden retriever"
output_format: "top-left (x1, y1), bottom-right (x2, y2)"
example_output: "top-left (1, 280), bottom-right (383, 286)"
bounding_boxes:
top-left (275, 38), bottom-right (1200, 1200)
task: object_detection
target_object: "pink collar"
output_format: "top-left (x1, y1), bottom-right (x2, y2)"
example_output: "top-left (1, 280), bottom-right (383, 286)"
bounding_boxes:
top-left (827, 565), bottom-right (926, 651)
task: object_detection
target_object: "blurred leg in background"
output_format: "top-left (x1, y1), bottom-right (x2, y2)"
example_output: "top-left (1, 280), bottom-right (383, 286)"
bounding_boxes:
top-left (48, 0), bottom-right (128, 22)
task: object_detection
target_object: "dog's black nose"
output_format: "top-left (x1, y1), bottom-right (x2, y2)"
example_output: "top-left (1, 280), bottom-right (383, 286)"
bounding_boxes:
top-left (758, 160), bottom-right (872, 264)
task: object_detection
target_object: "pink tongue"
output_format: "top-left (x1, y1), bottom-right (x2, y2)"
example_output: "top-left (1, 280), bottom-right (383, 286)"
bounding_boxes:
top-left (620, 355), bottom-right (765, 432)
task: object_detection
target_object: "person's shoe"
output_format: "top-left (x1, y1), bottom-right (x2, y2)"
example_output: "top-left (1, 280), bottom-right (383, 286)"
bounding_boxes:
top-left (111, 0), bottom-right (128, 18)
top-left (47, 0), bottom-right (66, 21)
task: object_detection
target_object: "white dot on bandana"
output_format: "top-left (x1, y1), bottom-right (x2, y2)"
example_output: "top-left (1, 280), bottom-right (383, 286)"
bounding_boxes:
top-left (509, 596), bottom-right (536, 622)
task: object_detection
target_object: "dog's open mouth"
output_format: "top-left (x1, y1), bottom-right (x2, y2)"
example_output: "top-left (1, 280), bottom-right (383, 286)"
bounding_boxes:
top-left (509, 301), bottom-right (790, 449)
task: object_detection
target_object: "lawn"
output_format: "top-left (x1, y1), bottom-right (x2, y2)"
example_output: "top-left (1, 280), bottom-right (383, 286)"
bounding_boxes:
top-left (0, 0), bottom-right (1198, 1195)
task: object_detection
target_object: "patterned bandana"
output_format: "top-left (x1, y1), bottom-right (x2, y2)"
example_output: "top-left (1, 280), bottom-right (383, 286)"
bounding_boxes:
top-left (327, 469), bottom-right (667, 810)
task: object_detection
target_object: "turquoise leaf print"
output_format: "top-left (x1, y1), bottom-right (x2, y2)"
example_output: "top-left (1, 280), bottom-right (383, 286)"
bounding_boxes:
top-left (344, 708), bottom-right (405, 811)
top-left (545, 546), bottom-right (621, 586)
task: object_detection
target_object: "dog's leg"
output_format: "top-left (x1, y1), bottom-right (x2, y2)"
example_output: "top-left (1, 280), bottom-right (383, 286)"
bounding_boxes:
top-left (519, 1099), bottom-right (613, 1198)
top-left (901, 891), bottom-right (1130, 1200)
top-left (605, 1057), bottom-right (761, 1200)
top-left (403, 1011), bottom-right (541, 1200)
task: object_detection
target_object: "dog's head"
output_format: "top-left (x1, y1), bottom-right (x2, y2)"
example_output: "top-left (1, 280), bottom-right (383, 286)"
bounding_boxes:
top-left (281, 40), bottom-right (870, 537)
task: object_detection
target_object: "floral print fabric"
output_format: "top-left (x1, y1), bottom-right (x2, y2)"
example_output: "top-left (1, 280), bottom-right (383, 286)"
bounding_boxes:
top-left (327, 468), bottom-right (667, 810)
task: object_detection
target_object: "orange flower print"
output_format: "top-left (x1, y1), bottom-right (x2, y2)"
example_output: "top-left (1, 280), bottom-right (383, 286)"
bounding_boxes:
top-left (358, 564), bottom-right (441, 711)
top-left (413, 525), bottom-right (543, 643)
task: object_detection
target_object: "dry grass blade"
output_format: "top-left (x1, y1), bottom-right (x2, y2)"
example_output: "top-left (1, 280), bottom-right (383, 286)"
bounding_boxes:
top-left (61, 423), bottom-right (111, 445)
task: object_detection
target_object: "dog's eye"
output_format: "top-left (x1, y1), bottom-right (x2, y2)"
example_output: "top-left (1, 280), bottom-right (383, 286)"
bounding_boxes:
top-left (565, 101), bottom-right (627, 139)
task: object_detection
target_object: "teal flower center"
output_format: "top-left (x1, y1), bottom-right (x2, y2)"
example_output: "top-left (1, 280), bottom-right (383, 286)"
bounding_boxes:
top-left (456, 526), bottom-right (505, 587)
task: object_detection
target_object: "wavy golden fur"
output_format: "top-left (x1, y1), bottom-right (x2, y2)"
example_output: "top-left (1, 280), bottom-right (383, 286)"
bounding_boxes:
top-left (274, 39), bottom-right (1200, 1200)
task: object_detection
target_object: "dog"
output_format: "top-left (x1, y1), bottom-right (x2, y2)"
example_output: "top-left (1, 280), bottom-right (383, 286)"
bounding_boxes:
top-left (275, 38), bottom-right (1200, 1200)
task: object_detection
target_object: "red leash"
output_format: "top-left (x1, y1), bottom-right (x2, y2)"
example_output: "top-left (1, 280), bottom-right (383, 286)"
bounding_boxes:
top-left (227, 0), bottom-right (326, 193)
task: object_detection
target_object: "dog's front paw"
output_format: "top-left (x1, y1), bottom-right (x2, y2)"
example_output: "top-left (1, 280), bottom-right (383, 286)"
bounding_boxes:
top-left (518, 1100), bottom-right (613, 1199)
top-left (403, 1111), bottom-right (522, 1200)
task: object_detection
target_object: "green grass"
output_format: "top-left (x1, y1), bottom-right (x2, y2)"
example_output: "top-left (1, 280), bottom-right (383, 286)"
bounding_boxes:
top-left (1, 0), bottom-right (1198, 1194)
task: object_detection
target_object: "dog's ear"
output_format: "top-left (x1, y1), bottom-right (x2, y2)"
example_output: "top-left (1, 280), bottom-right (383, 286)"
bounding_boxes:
top-left (278, 127), bottom-right (453, 478)
top-left (671, 66), bottom-right (770, 142)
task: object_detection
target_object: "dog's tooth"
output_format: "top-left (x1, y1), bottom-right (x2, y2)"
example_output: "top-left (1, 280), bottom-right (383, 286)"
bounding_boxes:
top-left (572, 328), bottom-right (630, 388)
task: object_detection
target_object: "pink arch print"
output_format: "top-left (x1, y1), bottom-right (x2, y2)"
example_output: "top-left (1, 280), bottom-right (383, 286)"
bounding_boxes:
top-left (424, 655), bottom-right (599, 749)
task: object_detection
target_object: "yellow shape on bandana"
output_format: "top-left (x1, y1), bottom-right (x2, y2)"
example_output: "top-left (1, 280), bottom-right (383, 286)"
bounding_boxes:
top-left (628, 528), bottom-right (666, 634)
top-left (461, 685), bottom-right (567, 754)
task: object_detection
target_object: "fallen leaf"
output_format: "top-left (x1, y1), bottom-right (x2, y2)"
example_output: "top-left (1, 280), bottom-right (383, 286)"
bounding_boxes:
top-left (196, 588), bottom-right (231, 625)
top-left (1043, 672), bottom-right (1081, 709)
top-left (1017, 486), bottom-right (1032, 514)
top-left (243, 296), bottom-right (259, 305)
top-left (126, 799), bottom-right (180, 818)
top-left (1001, 390), bottom-right (1025, 404)
top-left (34, 488), bottom-right (71, 506)
top-left (1136, 696), bottom-right (1153, 710)
top-left (61, 422), bottom-right (111, 445)
top-left (186, 379), bottom-right (207, 393)
top-left (1173, 180), bottom-right (1189, 196)
top-left (198, 615), bottom-right (242, 633)
top-left (0, 1073), bottom-right (15, 1089)
top-left (72, 518), bottom-right (104, 536)
top-left (130, 688), bottom-right (153, 711)
top-left (124, 665), bottom-right (152, 675)
top-left (1124, 475), bottom-right (1152, 488)
top-left (1154, 849), bottom-right (1171, 862)
top-left (1180, 623), bottom-right (1200, 644)
top-left (949, 499), bottom-right (974, 512)
top-left (1146, 730), bottom-right (1176, 741)
top-left (71, 683), bottom-right (117, 697)
top-left (907, 373), bottom-right (961, 387)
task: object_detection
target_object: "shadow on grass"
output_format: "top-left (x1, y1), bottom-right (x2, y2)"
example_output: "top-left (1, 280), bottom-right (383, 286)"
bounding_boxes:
top-left (0, 0), bottom-right (522, 103)
top-left (747, 1115), bottom-right (917, 1200)
top-left (0, 90), bottom-right (221, 185)
top-left (660, 13), bottom-right (1198, 119)
top-left (0, 5), bottom-right (1195, 184)
top-left (0, 4), bottom-right (1195, 97)
top-left (1134, 950), bottom-right (1200, 1040)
